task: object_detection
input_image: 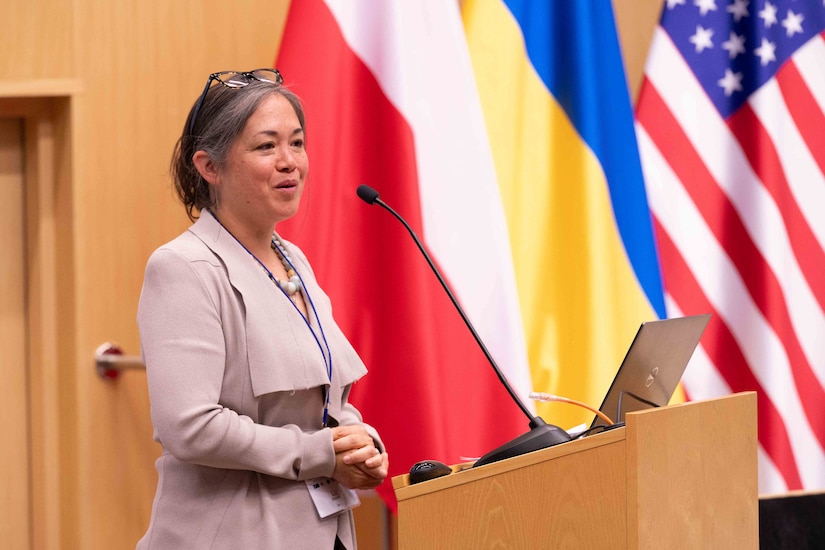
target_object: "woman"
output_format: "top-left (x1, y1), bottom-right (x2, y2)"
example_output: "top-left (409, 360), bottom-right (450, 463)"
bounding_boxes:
top-left (136, 69), bottom-right (388, 549)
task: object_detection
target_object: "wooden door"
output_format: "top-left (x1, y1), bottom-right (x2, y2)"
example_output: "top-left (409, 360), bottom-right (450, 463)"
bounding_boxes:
top-left (0, 117), bottom-right (31, 549)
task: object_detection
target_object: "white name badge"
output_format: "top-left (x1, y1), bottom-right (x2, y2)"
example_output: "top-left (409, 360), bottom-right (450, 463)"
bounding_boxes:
top-left (305, 478), bottom-right (360, 518)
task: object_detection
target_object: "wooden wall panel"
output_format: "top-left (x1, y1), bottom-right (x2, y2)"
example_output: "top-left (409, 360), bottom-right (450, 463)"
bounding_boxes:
top-left (0, 0), bottom-right (75, 79)
top-left (613, 0), bottom-right (664, 102)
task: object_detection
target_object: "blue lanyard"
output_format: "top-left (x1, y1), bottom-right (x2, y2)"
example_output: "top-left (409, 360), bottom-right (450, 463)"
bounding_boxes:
top-left (208, 211), bottom-right (334, 426)
top-left (274, 240), bottom-right (334, 427)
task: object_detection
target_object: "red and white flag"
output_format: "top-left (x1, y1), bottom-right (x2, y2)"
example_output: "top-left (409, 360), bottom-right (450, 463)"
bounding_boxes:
top-left (276, 0), bottom-right (533, 507)
top-left (636, 0), bottom-right (825, 493)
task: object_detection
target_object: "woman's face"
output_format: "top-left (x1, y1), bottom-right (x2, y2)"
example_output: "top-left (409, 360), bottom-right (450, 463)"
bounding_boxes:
top-left (214, 93), bottom-right (308, 228)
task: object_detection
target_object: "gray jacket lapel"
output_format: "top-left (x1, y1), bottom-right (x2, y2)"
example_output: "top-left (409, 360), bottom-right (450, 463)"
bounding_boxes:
top-left (189, 214), bottom-right (331, 396)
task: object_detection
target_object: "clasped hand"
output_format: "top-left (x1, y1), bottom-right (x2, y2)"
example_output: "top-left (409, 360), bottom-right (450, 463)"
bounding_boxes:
top-left (330, 425), bottom-right (389, 490)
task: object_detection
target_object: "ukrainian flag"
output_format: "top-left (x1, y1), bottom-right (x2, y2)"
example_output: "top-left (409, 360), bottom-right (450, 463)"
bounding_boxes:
top-left (463, 0), bottom-right (667, 429)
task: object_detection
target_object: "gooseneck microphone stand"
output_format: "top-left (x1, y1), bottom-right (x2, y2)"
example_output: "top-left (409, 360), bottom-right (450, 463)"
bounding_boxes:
top-left (356, 185), bottom-right (571, 467)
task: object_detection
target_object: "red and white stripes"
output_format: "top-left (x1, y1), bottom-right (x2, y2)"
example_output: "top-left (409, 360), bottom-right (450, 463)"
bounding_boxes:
top-left (637, 27), bottom-right (825, 493)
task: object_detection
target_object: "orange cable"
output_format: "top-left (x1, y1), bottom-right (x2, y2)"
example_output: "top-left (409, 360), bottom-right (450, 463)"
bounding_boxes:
top-left (528, 392), bottom-right (614, 426)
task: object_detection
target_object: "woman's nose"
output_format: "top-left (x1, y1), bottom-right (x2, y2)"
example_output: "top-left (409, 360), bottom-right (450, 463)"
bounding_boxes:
top-left (276, 146), bottom-right (297, 171)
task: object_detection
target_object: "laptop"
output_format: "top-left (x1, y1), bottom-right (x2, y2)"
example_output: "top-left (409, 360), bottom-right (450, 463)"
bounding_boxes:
top-left (589, 314), bottom-right (711, 430)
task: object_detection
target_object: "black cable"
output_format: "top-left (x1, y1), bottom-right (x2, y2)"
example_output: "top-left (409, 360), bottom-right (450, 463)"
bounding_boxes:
top-left (570, 422), bottom-right (627, 440)
top-left (616, 390), bottom-right (660, 423)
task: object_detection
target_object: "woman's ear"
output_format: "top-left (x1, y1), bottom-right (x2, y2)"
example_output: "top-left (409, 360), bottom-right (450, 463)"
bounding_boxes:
top-left (192, 151), bottom-right (219, 185)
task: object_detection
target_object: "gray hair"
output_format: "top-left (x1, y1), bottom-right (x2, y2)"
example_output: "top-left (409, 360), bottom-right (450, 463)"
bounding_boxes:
top-left (171, 80), bottom-right (306, 221)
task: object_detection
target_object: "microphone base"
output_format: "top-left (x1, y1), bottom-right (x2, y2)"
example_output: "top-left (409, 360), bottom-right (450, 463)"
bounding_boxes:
top-left (473, 421), bottom-right (571, 468)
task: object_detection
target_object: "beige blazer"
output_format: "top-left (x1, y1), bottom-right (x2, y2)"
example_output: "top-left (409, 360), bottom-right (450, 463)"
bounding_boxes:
top-left (136, 213), bottom-right (380, 550)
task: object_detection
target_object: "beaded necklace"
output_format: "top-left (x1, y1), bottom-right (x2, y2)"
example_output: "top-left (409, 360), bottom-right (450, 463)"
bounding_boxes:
top-left (271, 234), bottom-right (303, 296)
top-left (267, 234), bottom-right (333, 427)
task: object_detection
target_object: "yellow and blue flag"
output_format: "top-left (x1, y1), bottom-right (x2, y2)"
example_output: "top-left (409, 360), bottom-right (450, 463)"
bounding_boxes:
top-left (463, 0), bottom-right (667, 429)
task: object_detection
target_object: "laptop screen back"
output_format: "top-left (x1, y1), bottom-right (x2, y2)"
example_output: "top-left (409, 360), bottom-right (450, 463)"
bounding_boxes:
top-left (590, 314), bottom-right (711, 429)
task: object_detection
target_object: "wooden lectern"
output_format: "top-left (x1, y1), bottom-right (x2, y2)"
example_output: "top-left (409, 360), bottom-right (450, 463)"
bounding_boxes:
top-left (392, 392), bottom-right (757, 549)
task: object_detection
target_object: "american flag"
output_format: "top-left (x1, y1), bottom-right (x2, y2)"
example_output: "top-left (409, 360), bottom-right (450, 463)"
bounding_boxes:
top-left (635, 0), bottom-right (825, 493)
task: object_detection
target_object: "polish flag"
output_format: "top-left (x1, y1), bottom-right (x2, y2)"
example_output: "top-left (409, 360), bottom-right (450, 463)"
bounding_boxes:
top-left (275, 0), bottom-right (533, 508)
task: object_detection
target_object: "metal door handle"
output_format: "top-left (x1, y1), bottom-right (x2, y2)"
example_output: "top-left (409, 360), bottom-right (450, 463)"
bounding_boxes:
top-left (95, 342), bottom-right (145, 380)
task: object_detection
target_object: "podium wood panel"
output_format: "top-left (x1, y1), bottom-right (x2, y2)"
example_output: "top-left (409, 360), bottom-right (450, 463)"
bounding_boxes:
top-left (393, 432), bottom-right (627, 548)
top-left (393, 392), bottom-right (757, 549)
top-left (627, 392), bottom-right (758, 548)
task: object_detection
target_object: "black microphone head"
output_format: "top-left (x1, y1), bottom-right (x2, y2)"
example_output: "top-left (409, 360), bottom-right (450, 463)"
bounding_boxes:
top-left (356, 184), bottom-right (380, 205)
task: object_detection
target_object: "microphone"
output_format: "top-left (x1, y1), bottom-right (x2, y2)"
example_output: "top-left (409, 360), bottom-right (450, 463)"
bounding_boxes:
top-left (356, 184), bottom-right (571, 467)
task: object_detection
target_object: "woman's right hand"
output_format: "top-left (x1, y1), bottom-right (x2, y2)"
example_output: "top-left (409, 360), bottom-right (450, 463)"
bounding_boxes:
top-left (330, 425), bottom-right (389, 490)
top-left (332, 450), bottom-right (389, 490)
